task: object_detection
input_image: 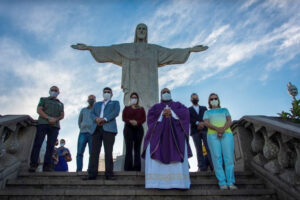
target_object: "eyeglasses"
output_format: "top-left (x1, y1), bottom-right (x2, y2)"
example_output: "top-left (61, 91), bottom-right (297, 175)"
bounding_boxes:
top-left (210, 98), bottom-right (218, 101)
top-left (51, 89), bottom-right (58, 92)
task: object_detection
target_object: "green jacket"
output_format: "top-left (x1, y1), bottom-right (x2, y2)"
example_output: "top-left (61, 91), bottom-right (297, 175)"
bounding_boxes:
top-left (37, 97), bottom-right (64, 129)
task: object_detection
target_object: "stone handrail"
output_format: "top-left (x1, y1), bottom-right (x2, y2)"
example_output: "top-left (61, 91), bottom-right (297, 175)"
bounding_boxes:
top-left (232, 115), bottom-right (300, 200)
top-left (0, 115), bottom-right (36, 189)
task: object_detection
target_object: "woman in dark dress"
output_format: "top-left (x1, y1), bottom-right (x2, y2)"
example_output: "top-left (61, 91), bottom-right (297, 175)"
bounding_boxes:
top-left (122, 92), bottom-right (146, 171)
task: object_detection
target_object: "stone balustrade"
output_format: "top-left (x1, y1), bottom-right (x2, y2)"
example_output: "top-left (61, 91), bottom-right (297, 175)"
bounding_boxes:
top-left (232, 115), bottom-right (300, 200)
top-left (0, 115), bottom-right (36, 189)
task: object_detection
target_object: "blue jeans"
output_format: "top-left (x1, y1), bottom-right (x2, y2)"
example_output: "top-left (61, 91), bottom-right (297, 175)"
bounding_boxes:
top-left (76, 132), bottom-right (92, 172)
top-left (191, 131), bottom-right (213, 171)
top-left (207, 133), bottom-right (235, 186)
top-left (30, 124), bottom-right (59, 169)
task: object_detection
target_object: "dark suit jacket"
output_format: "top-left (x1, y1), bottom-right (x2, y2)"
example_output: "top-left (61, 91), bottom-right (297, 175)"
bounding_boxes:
top-left (189, 105), bottom-right (208, 135)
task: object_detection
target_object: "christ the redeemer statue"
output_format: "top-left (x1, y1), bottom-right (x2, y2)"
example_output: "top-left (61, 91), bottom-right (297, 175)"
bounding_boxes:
top-left (71, 23), bottom-right (208, 111)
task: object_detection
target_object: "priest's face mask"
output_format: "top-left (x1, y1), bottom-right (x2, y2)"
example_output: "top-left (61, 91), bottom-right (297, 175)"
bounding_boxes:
top-left (161, 88), bottom-right (172, 101)
top-left (135, 23), bottom-right (147, 42)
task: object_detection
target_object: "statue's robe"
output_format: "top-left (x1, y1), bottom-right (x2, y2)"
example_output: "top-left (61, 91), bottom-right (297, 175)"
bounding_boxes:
top-left (141, 100), bottom-right (192, 189)
top-left (89, 43), bottom-right (191, 111)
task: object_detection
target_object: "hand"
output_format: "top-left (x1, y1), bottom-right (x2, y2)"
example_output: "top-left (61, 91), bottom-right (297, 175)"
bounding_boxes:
top-left (163, 109), bottom-right (172, 118)
top-left (197, 122), bottom-right (205, 130)
top-left (130, 120), bottom-right (138, 126)
top-left (48, 117), bottom-right (57, 124)
top-left (216, 127), bottom-right (225, 138)
top-left (96, 118), bottom-right (105, 126)
top-left (190, 45), bottom-right (208, 52)
top-left (71, 43), bottom-right (89, 50)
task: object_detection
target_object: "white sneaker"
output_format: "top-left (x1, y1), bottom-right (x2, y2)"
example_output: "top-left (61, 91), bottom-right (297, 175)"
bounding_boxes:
top-left (219, 185), bottom-right (228, 190)
top-left (228, 185), bottom-right (238, 190)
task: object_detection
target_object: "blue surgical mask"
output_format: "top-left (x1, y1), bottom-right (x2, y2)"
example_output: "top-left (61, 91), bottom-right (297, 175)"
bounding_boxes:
top-left (130, 98), bottom-right (138, 105)
top-left (162, 93), bottom-right (172, 101)
top-left (50, 91), bottom-right (58, 98)
top-left (210, 99), bottom-right (219, 107)
top-left (103, 92), bottom-right (111, 101)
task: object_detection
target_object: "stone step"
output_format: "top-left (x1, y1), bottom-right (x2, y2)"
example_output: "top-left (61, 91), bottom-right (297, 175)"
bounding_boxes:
top-left (17, 171), bottom-right (254, 180)
top-left (6, 178), bottom-right (265, 189)
top-left (0, 188), bottom-right (276, 200)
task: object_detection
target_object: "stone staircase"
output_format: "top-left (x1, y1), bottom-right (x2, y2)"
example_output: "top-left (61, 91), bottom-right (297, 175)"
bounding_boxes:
top-left (0, 171), bottom-right (277, 200)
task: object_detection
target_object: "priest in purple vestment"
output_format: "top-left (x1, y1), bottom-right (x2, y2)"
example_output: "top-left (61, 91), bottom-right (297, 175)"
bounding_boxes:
top-left (142, 88), bottom-right (192, 189)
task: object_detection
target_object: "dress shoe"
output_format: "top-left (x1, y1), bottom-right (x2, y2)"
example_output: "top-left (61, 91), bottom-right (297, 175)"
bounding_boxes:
top-left (28, 166), bottom-right (37, 173)
top-left (82, 176), bottom-right (97, 180)
top-left (105, 175), bottom-right (116, 180)
top-left (43, 167), bottom-right (54, 172)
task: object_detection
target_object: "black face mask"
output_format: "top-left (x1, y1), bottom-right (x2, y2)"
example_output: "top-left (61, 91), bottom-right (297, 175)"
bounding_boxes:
top-left (192, 99), bottom-right (199, 105)
top-left (88, 99), bottom-right (95, 105)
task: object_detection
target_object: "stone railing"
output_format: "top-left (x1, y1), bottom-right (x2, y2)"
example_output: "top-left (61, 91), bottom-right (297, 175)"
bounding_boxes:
top-left (232, 115), bottom-right (300, 200)
top-left (0, 115), bottom-right (36, 189)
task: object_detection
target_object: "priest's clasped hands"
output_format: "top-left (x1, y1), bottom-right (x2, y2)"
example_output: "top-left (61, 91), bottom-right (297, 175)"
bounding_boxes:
top-left (162, 107), bottom-right (172, 118)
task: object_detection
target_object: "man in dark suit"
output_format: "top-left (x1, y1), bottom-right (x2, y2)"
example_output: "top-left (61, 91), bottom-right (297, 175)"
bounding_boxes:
top-left (84, 87), bottom-right (120, 180)
top-left (189, 93), bottom-right (213, 172)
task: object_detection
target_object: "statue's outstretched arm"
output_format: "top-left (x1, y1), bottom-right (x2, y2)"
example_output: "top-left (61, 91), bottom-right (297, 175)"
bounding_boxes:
top-left (189, 45), bottom-right (208, 52)
top-left (71, 43), bottom-right (91, 51)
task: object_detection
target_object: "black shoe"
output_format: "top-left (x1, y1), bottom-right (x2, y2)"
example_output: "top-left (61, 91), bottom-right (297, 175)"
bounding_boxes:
top-left (43, 167), bottom-right (54, 172)
top-left (28, 166), bottom-right (37, 173)
top-left (106, 175), bottom-right (116, 180)
top-left (82, 176), bottom-right (97, 180)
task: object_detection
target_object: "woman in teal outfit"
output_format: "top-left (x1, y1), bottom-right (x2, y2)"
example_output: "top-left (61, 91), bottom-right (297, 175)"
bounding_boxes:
top-left (203, 93), bottom-right (237, 190)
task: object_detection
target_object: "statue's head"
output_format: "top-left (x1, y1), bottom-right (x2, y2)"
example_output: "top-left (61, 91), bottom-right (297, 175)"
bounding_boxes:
top-left (134, 23), bottom-right (148, 43)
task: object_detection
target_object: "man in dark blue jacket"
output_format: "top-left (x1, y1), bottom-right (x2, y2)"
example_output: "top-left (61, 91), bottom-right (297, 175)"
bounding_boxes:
top-left (85, 87), bottom-right (120, 180)
top-left (189, 93), bottom-right (213, 171)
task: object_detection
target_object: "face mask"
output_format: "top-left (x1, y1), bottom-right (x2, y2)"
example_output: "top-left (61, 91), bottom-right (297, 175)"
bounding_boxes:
top-left (88, 99), bottom-right (95, 105)
top-left (103, 92), bottom-right (111, 101)
top-left (60, 143), bottom-right (65, 147)
top-left (130, 98), bottom-right (138, 105)
top-left (49, 91), bottom-right (58, 98)
top-left (192, 99), bottom-right (199, 105)
top-left (210, 99), bottom-right (219, 107)
top-left (162, 93), bottom-right (172, 101)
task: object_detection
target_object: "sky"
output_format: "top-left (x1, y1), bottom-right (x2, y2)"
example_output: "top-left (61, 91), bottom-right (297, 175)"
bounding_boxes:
top-left (0, 0), bottom-right (299, 172)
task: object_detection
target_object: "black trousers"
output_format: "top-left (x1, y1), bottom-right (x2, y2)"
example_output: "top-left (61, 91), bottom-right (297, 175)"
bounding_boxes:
top-left (123, 124), bottom-right (144, 171)
top-left (88, 126), bottom-right (115, 178)
top-left (30, 124), bottom-right (59, 170)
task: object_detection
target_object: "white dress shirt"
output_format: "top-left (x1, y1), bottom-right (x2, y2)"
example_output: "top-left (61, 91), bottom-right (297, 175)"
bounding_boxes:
top-left (99, 100), bottom-right (109, 121)
top-left (193, 105), bottom-right (200, 125)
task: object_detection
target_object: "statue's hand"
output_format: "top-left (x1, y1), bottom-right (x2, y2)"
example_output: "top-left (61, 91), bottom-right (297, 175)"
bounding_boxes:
top-left (71, 43), bottom-right (89, 50)
top-left (190, 45), bottom-right (208, 52)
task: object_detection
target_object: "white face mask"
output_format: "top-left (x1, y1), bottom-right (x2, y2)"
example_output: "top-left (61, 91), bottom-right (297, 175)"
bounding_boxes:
top-left (162, 93), bottom-right (172, 101)
top-left (130, 98), bottom-right (138, 105)
top-left (103, 92), bottom-right (111, 101)
top-left (210, 99), bottom-right (219, 107)
top-left (49, 91), bottom-right (58, 98)
top-left (60, 143), bottom-right (65, 147)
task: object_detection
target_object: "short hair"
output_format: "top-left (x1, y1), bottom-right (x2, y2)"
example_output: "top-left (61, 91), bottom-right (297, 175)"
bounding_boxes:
top-left (50, 86), bottom-right (59, 90)
top-left (103, 87), bottom-right (112, 93)
top-left (208, 93), bottom-right (221, 109)
top-left (191, 93), bottom-right (198, 98)
top-left (88, 94), bottom-right (96, 99)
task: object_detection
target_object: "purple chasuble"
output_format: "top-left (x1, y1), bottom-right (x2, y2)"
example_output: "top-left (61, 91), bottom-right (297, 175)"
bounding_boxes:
top-left (142, 101), bottom-right (192, 164)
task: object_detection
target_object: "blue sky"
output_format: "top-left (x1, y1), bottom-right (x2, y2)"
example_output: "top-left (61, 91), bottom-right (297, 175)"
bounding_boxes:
top-left (0, 0), bottom-right (299, 172)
